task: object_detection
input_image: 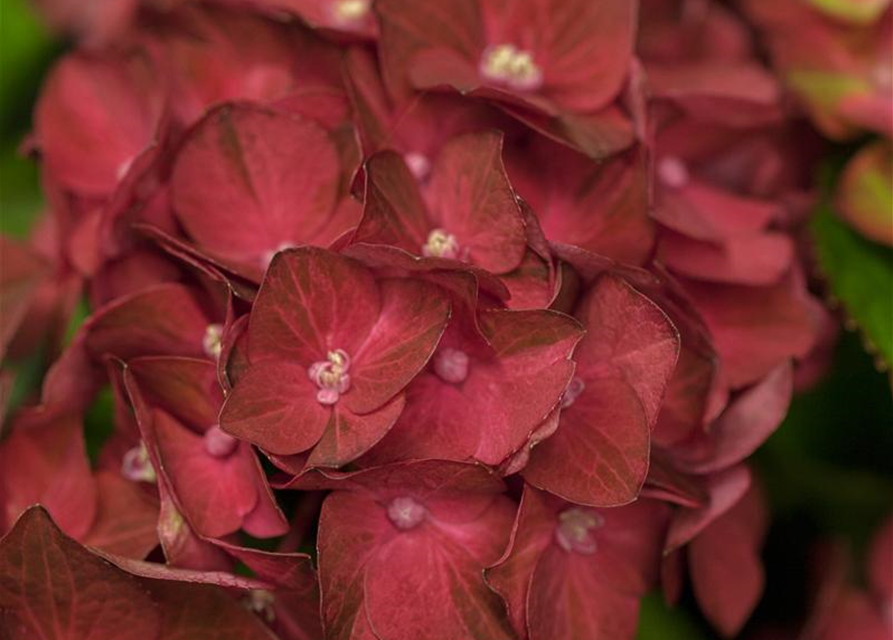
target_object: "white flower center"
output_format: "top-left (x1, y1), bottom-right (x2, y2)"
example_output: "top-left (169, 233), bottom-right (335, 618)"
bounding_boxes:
top-left (244, 589), bottom-right (276, 623)
top-left (332, 0), bottom-right (369, 23)
top-left (121, 441), bottom-right (156, 483)
top-left (203, 323), bottom-right (224, 359)
top-left (204, 425), bottom-right (239, 458)
top-left (658, 156), bottom-right (689, 189)
top-left (422, 228), bottom-right (460, 259)
top-left (386, 496), bottom-right (427, 530)
top-left (432, 348), bottom-right (470, 384)
top-left (480, 44), bottom-right (543, 90)
top-left (555, 508), bottom-right (604, 555)
top-left (308, 349), bottom-right (352, 405)
top-left (404, 152), bottom-right (432, 180)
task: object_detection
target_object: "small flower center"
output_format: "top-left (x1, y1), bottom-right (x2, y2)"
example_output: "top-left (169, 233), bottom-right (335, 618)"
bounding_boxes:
top-left (308, 349), bottom-right (352, 405)
top-left (658, 156), bottom-right (689, 188)
top-left (203, 323), bottom-right (224, 359)
top-left (422, 228), bottom-right (460, 259)
top-left (404, 152), bottom-right (432, 180)
top-left (386, 496), bottom-right (427, 530)
top-left (480, 44), bottom-right (543, 91)
top-left (332, 0), bottom-right (370, 23)
top-left (121, 441), bottom-right (156, 483)
top-left (433, 348), bottom-right (470, 384)
top-left (204, 425), bottom-right (239, 458)
top-left (560, 377), bottom-right (585, 409)
top-left (555, 507), bottom-right (604, 555)
top-left (244, 589), bottom-right (276, 623)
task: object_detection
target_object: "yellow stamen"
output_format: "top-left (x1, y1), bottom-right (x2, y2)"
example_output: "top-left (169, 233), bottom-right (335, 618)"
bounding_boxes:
top-left (480, 44), bottom-right (543, 90)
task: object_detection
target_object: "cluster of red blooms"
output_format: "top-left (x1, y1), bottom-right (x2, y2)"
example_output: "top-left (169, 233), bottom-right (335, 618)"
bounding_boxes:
top-left (0, 0), bottom-right (890, 639)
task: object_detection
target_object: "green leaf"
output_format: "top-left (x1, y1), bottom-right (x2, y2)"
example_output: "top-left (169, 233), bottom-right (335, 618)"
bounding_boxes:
top-left (0, 0), bottom-right (54, 133)
top-left (636, 593), bottom-right (709, 640)
top-left (805, 0), bottom-right (891, 24)
top-left (756, 331), bottom-right (893, 551)
top-left (84, 387), bottom-right (115, 464)
top-left (812, 205), bottom-right (893, 368)
top-left (0, 140), bottom-right (43, 237)
top-left (1, 0), bottom-right (56, 238)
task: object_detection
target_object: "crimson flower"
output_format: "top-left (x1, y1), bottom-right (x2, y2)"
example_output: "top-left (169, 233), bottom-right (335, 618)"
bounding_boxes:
top-left (124, 356), bottom-right (288, 538)
top-left (171, 104), bottom-right (361, 279)
top-left (0, 506), bottom-right (304, 640)
top-left (375, 0), bottom-right (635, 117)
top-left (220, 247), bottom-right (451, 467)
top-left (361, 306), bottom-right (583, 467)
top-left (35, 51), bottom-right (163, 199)
top-left (289, 460), bottom-right (517, 640)
top-left (352, 130), bottom-right (528, 275)
top-left (520, 275), bottom-right (680, 506)
top-left (487, 485), bottom-right (668, 640)
top-left (374, 0), bottom-right (638, 157)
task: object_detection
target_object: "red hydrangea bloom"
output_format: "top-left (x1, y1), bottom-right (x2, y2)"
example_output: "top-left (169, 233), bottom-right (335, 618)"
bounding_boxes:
top-left (375, 0), bottom-right (635, 116)
top-left (504, 137), bottom-right (654, 266)
top-left (0, 0), bottom-right (867, 637)
top-left (0, 231), bottom-right (81, 364)
top-left (639, 0), bottom-right (783, 126)
top-left (685, 481), bottom-right (769, 637)
top-left (652, 121), bottom-right (800, 286)
top-left (343, 48), bottom-right (506, 166)
top-left (144, 5), bottom-right (344, 129)
top-left (487, 485), bottom-right (668, 640)
top-left (0, 410), bottom-right (161, 560)
top-left (240, 0), bottom-right (378, 38)
top-left (521, 275), bottom-right (680, 506)
top-left (171, 103), bottom-right (360, 278)
top-left (0, 506), bottom-right (308, 640)
top-left (0, 412), bottom-right (96, 540)
top-left (220, 247), bottom-right (450, 466)
top-left (35, 51), bottom-right (163, 199)
top-left (361, 306), bottom-right (583, 467)
top-left (124, 356), bottom-right (288, 538)
top-left (742, 0), bottom-right (893, 139)
top-left (289, 460), bottom-right (517, 640)
top-left (374, 0), bottom-right (638, 158)
top-left (353, 130), bottom-right (527, 274)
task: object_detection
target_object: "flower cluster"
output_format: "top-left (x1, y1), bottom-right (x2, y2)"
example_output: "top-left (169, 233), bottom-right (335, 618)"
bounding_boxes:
top-left (741, 0), bottom-right (892, 247)
top-left (1, 0), bottom-right (886, 639)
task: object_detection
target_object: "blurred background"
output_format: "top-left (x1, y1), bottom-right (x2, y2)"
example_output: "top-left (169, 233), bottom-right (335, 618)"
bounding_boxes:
top-left (1, 0), bottom-right (891, 637)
